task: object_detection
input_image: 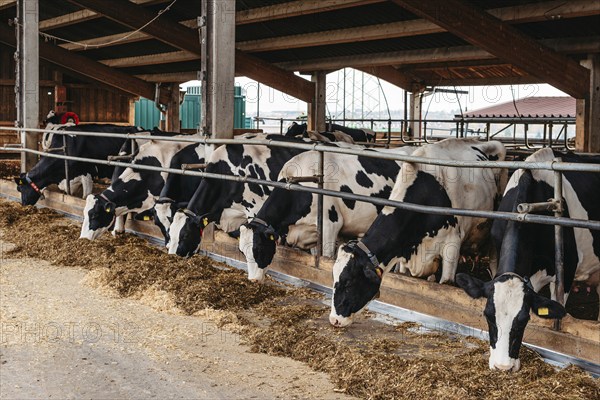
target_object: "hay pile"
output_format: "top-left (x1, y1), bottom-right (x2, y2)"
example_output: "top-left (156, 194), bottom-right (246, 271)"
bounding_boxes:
top-left (0, 160), bottom-right (19, 179)
top-left (0, 199), bottom-right (597, 400)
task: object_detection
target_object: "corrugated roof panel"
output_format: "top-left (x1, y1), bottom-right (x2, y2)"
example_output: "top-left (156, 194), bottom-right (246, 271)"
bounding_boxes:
top-left (461, 96), bottom-right (575, 118)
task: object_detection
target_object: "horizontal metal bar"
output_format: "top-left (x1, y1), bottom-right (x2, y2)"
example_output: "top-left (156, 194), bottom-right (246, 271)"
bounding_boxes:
top-left (181, 163), bottom-right (207, 170)
top-left (518, 201), bottom-right (560, 214)
top-left (107, 154), bottom-right (135, 161)
top-left (2, 146), bottom-right (599, 231)
top-left (1, 126), bottom-right (599, 172)
top-left (286, 175), bottom-right (321, 184)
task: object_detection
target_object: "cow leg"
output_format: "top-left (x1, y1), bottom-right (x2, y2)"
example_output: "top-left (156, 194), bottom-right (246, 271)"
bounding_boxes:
top-left (112, 215), bottom-right (125, 236)
top-left (439, 236), bottom-right (461, 284)
top-left (322, 218), bottom-right (343, 258)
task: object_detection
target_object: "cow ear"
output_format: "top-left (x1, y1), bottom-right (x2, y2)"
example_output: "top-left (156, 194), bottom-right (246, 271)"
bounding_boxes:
top-left (363, 266), bottom-right (383, 284)
top-left (456, 273), bottom-right (489, 299)
top-left (530, 293), bottom-right (566, 319)
top-left (104, 202), bottom-right (116, 214)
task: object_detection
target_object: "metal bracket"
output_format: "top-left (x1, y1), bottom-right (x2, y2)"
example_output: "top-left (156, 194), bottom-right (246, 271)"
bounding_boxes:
top-left (108, 154), bottom-right (135, 161)
top-left (517, 198), bottom-right (562, 214)
top-left (181, 163), bottom-right (207, 170)
top-left (286, 175), bottom-right (322, 184)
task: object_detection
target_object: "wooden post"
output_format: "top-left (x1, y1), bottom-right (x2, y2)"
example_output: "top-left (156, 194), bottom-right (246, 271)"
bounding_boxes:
top-left (408, 89), bottom-right (422, 139)
top-left (165, 83), bottom-right (181, 133)
top-left (308, 71), bottom-right (326, 132)
top-left (200, 0), bottom-right (235, 139)
top-left (576, 55), bottom-right (600, 153)
top-left (17, 0), bottom-right (39, 171)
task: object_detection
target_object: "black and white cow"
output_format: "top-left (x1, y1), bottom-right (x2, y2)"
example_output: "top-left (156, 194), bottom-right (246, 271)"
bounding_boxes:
top-left (153, 143), bottom-right (207, 244)
top-left (329, 138), bottom-right (507, 327)
top-left (239, 147), bottom-right (414, 282)
top-left (167, 136), bottom-right (310, 257)
top-left (284, 122), bottom-right (371, 143)
top-left (456, 147), bottom-right (600, 371)
top-left (15, 124), bottom-right (142, 205)
top-left (80, 135), bottom-right (203, 240)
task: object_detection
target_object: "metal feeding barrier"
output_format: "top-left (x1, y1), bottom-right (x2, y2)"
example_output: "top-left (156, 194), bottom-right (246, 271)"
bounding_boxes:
top-left (1, 125), bottom-right (600, 334)
top-left (254, 116), bottom-right (576, 150)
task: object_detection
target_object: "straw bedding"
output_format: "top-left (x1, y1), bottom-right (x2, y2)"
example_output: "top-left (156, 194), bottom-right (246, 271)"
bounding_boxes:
top-left (0, 200), bottom-right (597, 400)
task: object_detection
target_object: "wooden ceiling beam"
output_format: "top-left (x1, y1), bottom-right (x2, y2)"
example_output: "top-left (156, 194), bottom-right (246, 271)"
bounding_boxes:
top-left (0, 0), bottom-right (15, 11)
top-left (278, 36), bottom-right (600, 72)
top-left (66, 0), bottom-right (315, 102)
top-left (0, 23), bottom-right (170, 103)
top-left (238, 0), bottom-right (600, 53)
top-left (101, 50), bottom-right (198, 68)
top-left (135, 72), bottom-right (199, 83)
top-left (390, 0), bottom-right (590, 98)
top-left (355, 66), bottom-right (421, 92)
top-left (236, 0), bottom-right (384, 25)
top-left (430, 76), bottom-right (542, 87)
top-left (39, 0), bottom-right (170, 31)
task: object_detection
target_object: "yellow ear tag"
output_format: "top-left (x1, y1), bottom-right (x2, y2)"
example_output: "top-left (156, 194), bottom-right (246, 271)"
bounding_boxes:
top-left (143, 216), bottom-right (150, 221)
top-left (375, 267), bottom-right (383, 278)
top-left (19, 179), bottom-right (24, 185)
top-left (537, 307), bottom-right (549, 316)
top-left (202, 217), bottom-right (209, 227)
top-left (269, 235), bottom-right (275, 241)
top-left (105, 208), bottom-right (111, 213)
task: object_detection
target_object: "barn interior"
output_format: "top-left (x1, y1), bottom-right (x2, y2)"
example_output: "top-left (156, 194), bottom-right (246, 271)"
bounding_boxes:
top-left (0, 0), bottom-right (599, 161)
top-left (0, 0), bottom-right (599, 378)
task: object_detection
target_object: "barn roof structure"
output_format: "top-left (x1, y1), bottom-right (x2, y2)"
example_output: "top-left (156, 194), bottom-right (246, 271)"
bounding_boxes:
top-left (458, 96), bottom-right (576, 119)
top-left (0, 0), bottom-right (598, 150)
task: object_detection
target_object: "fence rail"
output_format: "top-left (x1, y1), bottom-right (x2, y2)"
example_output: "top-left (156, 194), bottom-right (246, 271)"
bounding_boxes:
top-left (2, 126), bottom-right (600, 334)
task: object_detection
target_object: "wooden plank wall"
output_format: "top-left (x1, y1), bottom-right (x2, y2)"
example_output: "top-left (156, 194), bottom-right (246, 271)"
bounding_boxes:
top-left (0, 44), bottom-right (133, 126)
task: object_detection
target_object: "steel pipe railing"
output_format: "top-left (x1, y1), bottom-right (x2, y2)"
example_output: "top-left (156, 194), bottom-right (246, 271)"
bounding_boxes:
top-left (1, 126), bottom-right (598, 173)
top-left (2, 145), bottom-right (600, 232)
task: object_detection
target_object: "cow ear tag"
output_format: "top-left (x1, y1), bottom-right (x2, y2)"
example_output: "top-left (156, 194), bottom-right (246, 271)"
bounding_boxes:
top-left (202, 217), bottom-right (209, 227)
top-left (375, 267), bottom-right (383, 278)
top-left (105, 208), bottom-right (111, 213)
top-left (537, 307), bottom-right (549, 316)
top-left (143, 216), bottom-right (150, 221)
top-left (269, 234), bottom-right (275, 241)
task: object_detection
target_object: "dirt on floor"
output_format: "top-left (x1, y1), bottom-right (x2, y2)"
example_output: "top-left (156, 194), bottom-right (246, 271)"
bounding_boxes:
top-left (0, 199), bottom-right (598, 400)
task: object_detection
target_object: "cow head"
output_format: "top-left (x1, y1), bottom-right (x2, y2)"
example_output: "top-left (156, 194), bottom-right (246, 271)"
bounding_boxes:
top-left (455, 273), bottom-right (565, 372)
top-left (14, 173), bottom-right (44, 205)
top-left (153, 198), bottom-right (179, 245)
top-left (80, 194), bottom-right (117, 240)
top-left (238, 218), bottom-right (278, 282)
top-left (284, 122), bottom-right (308, 138)
top-left (329, 241), bottom-right (383, 327)
top-left (167, 209), bottom-right (207, 257)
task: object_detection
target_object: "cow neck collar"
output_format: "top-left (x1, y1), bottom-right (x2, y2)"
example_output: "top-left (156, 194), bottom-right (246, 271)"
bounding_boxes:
top-left (250, 217), bottom-right (268, 227)
top-left (350, 240), bottom-right (380, 269)
top-left (157, 197), bottom-right (175, 204)
top-left (250, 217), bottom-right (286, 245)
top-left (98, 192), bottom-right (112, 204)
top-left (25, 175), bottom-right (45, 199)
top-left (497, 272), bottom-right (534, 290)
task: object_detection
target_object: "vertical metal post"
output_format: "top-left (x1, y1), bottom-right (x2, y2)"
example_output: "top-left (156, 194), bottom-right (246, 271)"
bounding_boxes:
top-left (17, 0), bottom-right (39, 172)
top-left (200, 0), bottom-right (235, 139)
top-left (62, 134), bottom-right (70, 195)
top-left (548, 123), bottom-right (554, 148)
top-left (315, 150), bottom-right (324, 269)
top-left (553, 157), bottom-right (565, 331)
top-left (486, 122), bottom-right (490, 141)
top-left (387, 118), bottom-right (391, 148)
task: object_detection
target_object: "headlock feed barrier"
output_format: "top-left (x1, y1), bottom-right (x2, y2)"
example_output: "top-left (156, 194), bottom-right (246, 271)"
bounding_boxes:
top-left (2, 125), bottom-right (600, 334)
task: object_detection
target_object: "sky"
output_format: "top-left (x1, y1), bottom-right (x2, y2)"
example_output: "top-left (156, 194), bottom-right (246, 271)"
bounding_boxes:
top-left (181, 68), bottom-right (568, 117)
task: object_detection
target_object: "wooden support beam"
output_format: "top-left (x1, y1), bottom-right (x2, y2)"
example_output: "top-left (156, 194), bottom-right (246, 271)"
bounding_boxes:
top-left (0, 23), bottom-right (170, 104)
top-left (67, 0), bottom-right (314, 102)
top-left (135, 72), bottom-right (199, 83)
top-left (237, 0), bottom-right (600, 53)
top-left (576, 55), bottom-right (600, 153)
top-left (430, 75), bottom-right (542, 87)
top-left (356, 66), bottom-right (420, 92)
top-left (0, 0), bottom-right (15, 11)
top-left (277, 36), bottom-right (600, 73)
top-left (165, 83), bottom-right (180, 133)
top-left (390, 0), bottom-right (590, 98)
top-left (308, 71), bottom-right (326, 132)
top-left (236, 0), bottom-right (383, 25)
top-left (39, 0), bottom-right (170, 31)
top-left (100, 51), bottom-right (198, 68)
